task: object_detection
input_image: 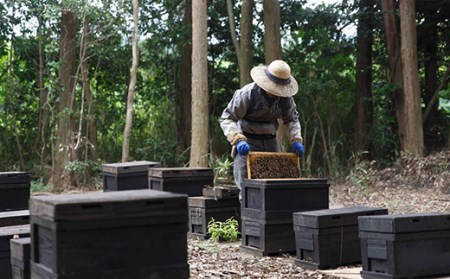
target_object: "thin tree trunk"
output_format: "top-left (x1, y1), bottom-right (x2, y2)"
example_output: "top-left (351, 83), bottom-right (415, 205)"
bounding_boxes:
top-left (381, 0), bottom-right (405, 150)
top-left (355, 0), bottom-right (374, 156)
top-left (51, 6), bottom-right (77, 190)
top-left (122, 0), bottom-right (139, 162)
top-left (399, 0), bottom-right (423, 156)
top-left (227, 0), bottom-right (253, 87)
top-left (177, 0), bottom-right (192, 154)
top-left (239, 0), bottom-right (253, 86)
top-left (80, 16), bottom-right (99, 161)
top-left (190, 0), bottom-right (209, 167)
top-left (7, 17), bottom-right (25, 170)
top-left (263, 0), bottom-right (286, 151)
top-left (264, 0), bottom-right (281, 64)
top-left (34, 7), bottom-right (49, 166)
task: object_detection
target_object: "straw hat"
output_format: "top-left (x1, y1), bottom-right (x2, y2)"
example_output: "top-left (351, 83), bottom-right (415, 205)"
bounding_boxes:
top-left (250, 60), bottom-right (298, 97)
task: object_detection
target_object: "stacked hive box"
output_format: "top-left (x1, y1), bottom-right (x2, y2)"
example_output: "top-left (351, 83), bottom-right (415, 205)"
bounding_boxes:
top-left (0, 225), bottom-right (30, 278)
top-left (359, 213), bottom-right (450, 279)
top-left (148, 167), bottom-right (214, 197)
top-left (240, 178), bottom-right (329, 256)
top-left (188, 187), bottom-right (240, 239)
top-left (293, 206), bottom-right (388, 270)
top-left (0, 172), bottom-right (31, 277)
top-left (0, 172), bottom-right (31, 211)
top-left (102, 160), bottom-right (160, 191)
top-left (30, 190), bottom-right (189, 279)
top-left (10, 237), bottom-right (31, 279)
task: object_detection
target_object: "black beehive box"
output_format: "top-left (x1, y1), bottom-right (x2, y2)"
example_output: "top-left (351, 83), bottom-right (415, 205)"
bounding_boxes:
top-left (29, 190), bottom-right (189, 279)
top-left (240, 178), bottom-right (329, 256)
top-left (359, 213), bottom-right (450, 279)
top-left (202, 186), bottom-right (239, 200)
top-left (0, 225), bottom-right (30, 279)
top-left (240, 216), bottom-right (297, 256)
top-left (0, 210), bottom-right (30, 227)
top-left (293, 206), bottom-right (388, 270)
top-left (241, 178), bottom-right (329, 220)
top-left (102, 160), bottom-right (160, 191)
top-left (0, 172), bottom-right (31, 211)
top-left (10, 237), bottom-right (31, 279)
top-left (148, 167), bottom-right (214, 197)
top-left (188, 196), bottom-right (240, 239)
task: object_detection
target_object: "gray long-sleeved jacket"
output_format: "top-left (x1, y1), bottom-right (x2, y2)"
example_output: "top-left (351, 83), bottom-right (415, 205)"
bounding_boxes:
top-left (219, 82), bottom-right (302, 146)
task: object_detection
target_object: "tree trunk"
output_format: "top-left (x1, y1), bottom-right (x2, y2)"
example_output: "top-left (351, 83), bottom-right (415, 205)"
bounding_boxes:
top-left (177, 0), bottom-right (192, 154)
top-left (264, 0), bottom-right (281, 64)
top-left (381, 0), bottom-right (405, 150)
top-left (227, 0), bottom-right (254, 87)
top-left (80, 16), bottom-right (99, 161)
top-left (190, 0), bottom-right (209, 167)
top-left (239, 0), bottom-right (254, 86)
top-left (51, 7), bottom-right (77, 190)
top-left (263, 0), bottom-right (286, 151)
top-left (355, 0), bottom-right (374, 157)
top-left (35, 7), bottom-right (49, 166)
top-left (399, 0), bottom-right (423, 156)
top-left (422, 5), bottom-right (439, 151)
top-left (122, 0), bottom-right (139, 162)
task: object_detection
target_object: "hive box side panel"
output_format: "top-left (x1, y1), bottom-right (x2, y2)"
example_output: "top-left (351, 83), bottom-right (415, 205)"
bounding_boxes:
top-left (31, 215), bottom-right (188, 273)
top-left (30, 261), bottom-right (189, 279)
top-left (360, 230), bottom-right (450, 278)
top-left (0, 210), bottom-right (30, 227)
top-left (0, 184), bottom-right (30, 211)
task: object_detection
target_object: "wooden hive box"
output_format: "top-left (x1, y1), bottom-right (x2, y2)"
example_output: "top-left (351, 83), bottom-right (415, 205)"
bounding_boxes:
top-left (148, 167), bottom-right (214, 197)
top-left (241, 178), bottom-right (329, 220)
top-left (359, 213), bottom-right (450, 279)
top-left (0, 225), bottom-right (30, 279)
top-left (240, 216), bottom-right (297, 256)
top-left (188, 196), bottom-right (240, 239)
top-left (102, 160), bottom-right (161, 191)
top-left (0, 172), bottom-right (31, 212)
top-left (202, 186), bottom-right (240, 200)
top-left (0, 210), bottom-right (30, 227)
top-left (30, 190), bottom-right (189, 279)
top-left (293, 206), bottom-right (388, 270)
top-left (10, 237), bottom-right (31, 279)
top-left (246, 152), bottom-right (300, 179)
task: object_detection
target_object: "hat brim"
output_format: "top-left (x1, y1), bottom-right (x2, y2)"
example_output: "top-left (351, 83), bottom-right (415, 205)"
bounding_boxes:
top-left (250, 65), bottom-right (298, 97)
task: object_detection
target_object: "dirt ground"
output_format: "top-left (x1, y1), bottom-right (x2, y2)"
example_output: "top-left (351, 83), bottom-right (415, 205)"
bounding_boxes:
top-left (188, 151), bottom-right (450, 279)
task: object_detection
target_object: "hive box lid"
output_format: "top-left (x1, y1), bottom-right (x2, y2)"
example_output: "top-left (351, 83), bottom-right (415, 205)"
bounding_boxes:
top-left (188, 196), bottom-right (240, 208)
top-left (203, 186), bottom-right (239, 199)
top-left (10, 237), bottom-right (31, 261)
top-left (148, 167), bottom-right (213, 178)
top-left (293, 206), bottom-right (388, 229)
top-left (358, 213), bottom-right (450, 233)
top-left (102, 161), bottom-right (161, 174)
top-left (30, 189), bottom-right (187, 222)
top-left (0, 172), bottom-right (30, 184)
top-left (242, 178), bottom-right (329, 189)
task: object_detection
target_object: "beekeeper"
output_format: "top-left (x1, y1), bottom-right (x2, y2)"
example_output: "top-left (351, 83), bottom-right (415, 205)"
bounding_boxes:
top-left (219, 60), bottom-right (304, 197)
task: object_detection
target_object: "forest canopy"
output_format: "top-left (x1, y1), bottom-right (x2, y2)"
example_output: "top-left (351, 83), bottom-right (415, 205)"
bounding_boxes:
top-left (0, 0), bottom-right (449, 190)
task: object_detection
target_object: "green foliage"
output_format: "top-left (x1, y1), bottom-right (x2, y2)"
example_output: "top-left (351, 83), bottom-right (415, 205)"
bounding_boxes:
top-left (66, 160), bottom-right (102, 189)
top-left (211, 156), bottom-right (233, 184)
top-left (30, 179), bottom-right (50, 192)
top-left (207, 217), bottom-right (240, 242)
top-left (345, 161), bottom-right (372, 196)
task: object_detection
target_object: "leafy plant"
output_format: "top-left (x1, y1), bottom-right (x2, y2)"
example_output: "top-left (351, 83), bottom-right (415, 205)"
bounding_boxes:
top-left (212, 156), bottom-right (233, 184)
top-left (30, 179), bottom-right (50, 192)
top-left (207, 217), bottom-right (240, 242)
